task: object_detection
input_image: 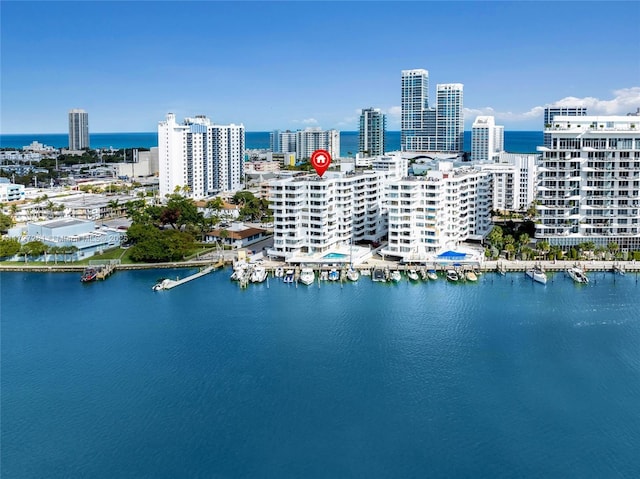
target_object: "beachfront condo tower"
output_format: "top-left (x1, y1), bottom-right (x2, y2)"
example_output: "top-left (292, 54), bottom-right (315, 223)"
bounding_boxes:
top-left (401, 69), bottom-right (436, 152)
top-left (359, 107), bottom-right (386, 156)
top-left (536, 115), bottom-right (640, 250)
top-left (68, 109), bottom-right (89, 150)
top-left (158, 113), bottom-right (245, 199)
top-left (436, 84), bottom-right (464, 153)
top-left (401, 70), bottom-right (464, 153)
top-left (543, 106), bottom-right (587, 148)
top-left (471, 115), bottom-right (504, 162)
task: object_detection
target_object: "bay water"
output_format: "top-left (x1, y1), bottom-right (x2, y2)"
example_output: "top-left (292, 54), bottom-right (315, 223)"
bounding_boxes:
top-left (2, 269), bottom-right (639, 477)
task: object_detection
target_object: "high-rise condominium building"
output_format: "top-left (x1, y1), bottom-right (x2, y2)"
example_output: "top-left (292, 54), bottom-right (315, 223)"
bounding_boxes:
top-left (471, 116), bottom-right (504, 162)
top-left (401, 70), bottom-right (464, 153)
top-left (382, 162), bottom-right (492, 261)
top-left (270, 128), bottom-right (339, 160)
top-left (68, 109), bottom-right (89, 150)
top-left (536, 115), bottom-right (640, 250)
top-left (268, 171), bottom-right (386, 259)
top-left (359, 108), bottom-right (386, 156)
top-left (158, 113), bottom-right (245, 199)
top-left (436, 84), bottom-right (464, 153)
top-left (479, 152), bottom-right (538, 212)
top-left (401, 69), bottom-right (437, 151)
top-left (543, 106), bottom-right (587, 148)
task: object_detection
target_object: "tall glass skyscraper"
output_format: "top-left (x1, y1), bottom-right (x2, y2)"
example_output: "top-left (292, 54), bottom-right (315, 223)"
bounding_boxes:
top-left (359, 107), bottom-right (386, 156)
top-left (436, 84), bottom-right (464, 153)
top-left (68, 109), bottom-right (89, 150)
top-left (401, 70), bottom-right (463, 153)
top-left (401, 69), bottom-right (436, 151)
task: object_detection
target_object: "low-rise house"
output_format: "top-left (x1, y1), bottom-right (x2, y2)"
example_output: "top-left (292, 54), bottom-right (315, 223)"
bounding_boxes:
top-left (204, 223), bottom-right (267, 249)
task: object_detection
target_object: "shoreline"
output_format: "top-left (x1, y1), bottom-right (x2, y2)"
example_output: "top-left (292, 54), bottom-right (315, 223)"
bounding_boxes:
top-left (1, 259), bottom-right (639, 274)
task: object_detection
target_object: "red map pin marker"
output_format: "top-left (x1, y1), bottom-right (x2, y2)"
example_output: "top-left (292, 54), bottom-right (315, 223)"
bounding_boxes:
top-left (310, 149), bottom-right (331, 177)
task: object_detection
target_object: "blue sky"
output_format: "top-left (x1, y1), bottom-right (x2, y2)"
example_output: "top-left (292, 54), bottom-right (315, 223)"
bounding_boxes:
top-left (1, 1), bottom-right (639, 133)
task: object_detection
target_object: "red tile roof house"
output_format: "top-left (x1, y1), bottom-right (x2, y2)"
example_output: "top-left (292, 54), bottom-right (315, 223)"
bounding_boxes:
top-left (204, 223), bottom-right (267, 249)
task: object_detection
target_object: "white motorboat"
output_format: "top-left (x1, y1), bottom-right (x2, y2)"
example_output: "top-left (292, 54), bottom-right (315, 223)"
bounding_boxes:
top-left (465, 271), bottom-right (478, 282)
top-left (274, 267), bottom-right (284, 278)
top-left (250, 265), bottom-right (268, 283)
top-left (390, 270), bottom-right (402, 282)
top-left (567, 267), bottom-right (589, 284)
top-left (346, 268), bottom-right (360, 282)
top-left (299, 268), bottom-right (315, 286)
top-left (328, 268), bottom-right (340, 281)
top-left (407, 269), bottom-right (420, 281)
top-left (446, 269), bottom-right (459, 282)
top-left (427, 269), bottom-right (438, 281)
top-left (152, 278), bottom-right (171, 291)
top-left (526, 267), bottom-right (548, 285)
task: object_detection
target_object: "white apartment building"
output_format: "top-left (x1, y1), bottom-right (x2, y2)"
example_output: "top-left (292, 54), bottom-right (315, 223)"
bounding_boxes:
top-left (479, 152), bottom-right (538, 212)
top-left (543, 106), bottom-right (587, 148)
top-left (158, 113), bottom-right (245, 199)
top-left (382, 162), bottom-right (492, 261)
top-left (268, 171), bottom-right (386, 259)
top-left (0, 178), bottom-right (25, 202)
top-left (295, 128), bottom-right (340, 161)
top-left (536, 115), bottom-right (640, 250)
top-left (471, 116), bottom-right (504, 162)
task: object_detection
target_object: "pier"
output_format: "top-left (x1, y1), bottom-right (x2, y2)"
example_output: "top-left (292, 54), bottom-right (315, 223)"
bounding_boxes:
top-left (153, 260), bottom-right (223, 291)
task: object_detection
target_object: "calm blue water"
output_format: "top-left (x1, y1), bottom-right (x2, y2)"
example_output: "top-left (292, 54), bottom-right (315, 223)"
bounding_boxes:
top-left (2, 270), bottom-right (639, 478)
top-left (0, 131), bottom-right (543, 156)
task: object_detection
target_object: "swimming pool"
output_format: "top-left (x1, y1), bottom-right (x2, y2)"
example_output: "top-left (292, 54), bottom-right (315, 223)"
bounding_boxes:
top-left (322, 252), bottom-right (348, 260)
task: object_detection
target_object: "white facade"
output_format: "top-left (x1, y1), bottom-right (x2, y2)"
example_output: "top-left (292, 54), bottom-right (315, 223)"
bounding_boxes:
top-left (543, 106), bottom-right (587, 148)
top-left (295, 128), bottom-right (340, 161)
top-left (158, 114), bottom-right (245, 199)
top-left (536, 115), bottom-right (640, 249)
top-left (436, 84), bottom-right (464, 153)
top-left (268, 171), bottom-right (387, 259)
top-left (382, 162), bottom-right (492, 261)
top-left (479, 152), bottom-right (538, 212)
top-left (471, 116), bottom-right (504, 162)
top-left (68, 109), bottom-right (89, 150)
top-left (0, 178), bottom-right (25, 202)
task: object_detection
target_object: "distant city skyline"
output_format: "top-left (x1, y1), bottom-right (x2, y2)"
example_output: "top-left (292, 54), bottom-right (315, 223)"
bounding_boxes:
top-left (1, 1), bottom-right (639, 134)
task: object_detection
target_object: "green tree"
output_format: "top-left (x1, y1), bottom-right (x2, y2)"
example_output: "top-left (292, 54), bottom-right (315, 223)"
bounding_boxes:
top-left (0, 237), bottom-right (21, 258)
top-left (0, 212), bottom-right (14, 234)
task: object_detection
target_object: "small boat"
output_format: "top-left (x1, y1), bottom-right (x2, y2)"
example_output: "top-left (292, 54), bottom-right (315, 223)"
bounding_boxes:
top-left (389, 270), bottom-right (402, 282)
top-left (152, 278), bottom-right (171, 291)
top-left (372, 268), bottom-right (386, 282)
top-left (328, 268), bottom-right (340, 281)
top-left (299, 268), bottom-right (315, 286)
top-left (274, 267), bottom-right (284, 278)
top-left (465, 271), bottom-right (478, 282)
top-left (567, 267), bottom-right (589, 284)
top-left (283, 269), bottom-right (295, 283)
top-left (346, 268), bottom-right (360, 282)
top-left (230, 261), bottom-right (248, 281)
top-left (427, 269), bottom-right (438, 281)
top-left (250, 265), bottom-right (268, 283)
top-left (360, 269), bottom-right (371, 276)
top-left (80, 267), bottom-right (98, 282)
top-left (526, 267), bottom-right (547, 285)
top-left (407, 269), bottom-right (420, 281)
top-left (446, 269), bottom-right (459, 282)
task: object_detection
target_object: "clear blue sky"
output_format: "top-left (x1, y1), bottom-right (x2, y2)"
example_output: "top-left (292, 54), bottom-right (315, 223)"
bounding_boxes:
top-left (1, 1), bottom-right (639, 133)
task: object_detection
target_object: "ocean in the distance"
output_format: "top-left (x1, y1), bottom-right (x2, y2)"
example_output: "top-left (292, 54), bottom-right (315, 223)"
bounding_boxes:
top-left (0, 131), bottom-right (544, 156)
top-left (2, 269), bottom-right (639, 478)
